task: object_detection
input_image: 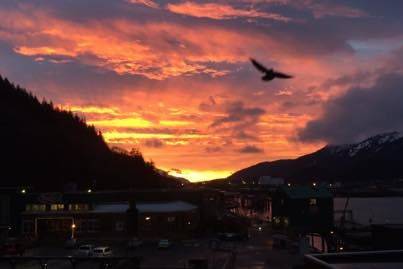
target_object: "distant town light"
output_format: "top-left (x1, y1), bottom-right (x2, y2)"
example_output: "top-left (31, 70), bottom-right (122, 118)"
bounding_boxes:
top-left (339, 246), bottom-right (344, 251)
top-left (187, 221), bottom-right (191, 225)
top-left (258, 227), bottom-right (262, 231)
top-left (8, 226), bottom-right (11, 230)
top-left (71, 223), bottom-right (76, 229)
top-left (87, 189), bottom-right (92, 193)
top-left (312, 182), bottom-right (317, 187)
top-left (330, 230), bottom-right (334, 235)
top-left (21, 189), bottom-right (26, 194)
top-left (145, 216), bottom-right (151, 221)
top-left (287, 183), bottom-right (291, 187)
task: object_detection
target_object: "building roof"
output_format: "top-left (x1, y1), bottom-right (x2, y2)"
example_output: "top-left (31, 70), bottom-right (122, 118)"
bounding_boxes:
top-left (92, 203), bottom-right (129, 213)
top-left (280, 186), bottom-right (332, 199)
top-left (137, 201), bottom-right (197, 213)
top-left (92, 201), bottom-right (197, 214)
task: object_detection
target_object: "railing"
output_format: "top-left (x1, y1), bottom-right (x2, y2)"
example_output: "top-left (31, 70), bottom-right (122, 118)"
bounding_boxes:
top-left (304, 249), bottom-right (403, 269)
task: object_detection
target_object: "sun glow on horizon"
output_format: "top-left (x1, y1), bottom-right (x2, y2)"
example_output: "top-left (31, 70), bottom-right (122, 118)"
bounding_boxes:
top-left (166, 169), bottom-right (232, 182)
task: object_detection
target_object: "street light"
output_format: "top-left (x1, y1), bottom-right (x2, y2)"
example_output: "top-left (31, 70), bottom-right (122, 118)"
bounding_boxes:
top-left (71, 223), bottom-right (76, 239)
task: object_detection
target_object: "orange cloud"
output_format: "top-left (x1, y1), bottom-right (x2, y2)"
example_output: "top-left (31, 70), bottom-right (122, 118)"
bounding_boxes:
top-left (127, 0), bottom-right (160, 9)
top-left (0, 7), bottom-right (274, 80)
top-left (0, 4), bottom-right (347, 85)
top-left (166, 2), bottom-right (291, 22)
top-left (59, 105), bottom-right (120, 115)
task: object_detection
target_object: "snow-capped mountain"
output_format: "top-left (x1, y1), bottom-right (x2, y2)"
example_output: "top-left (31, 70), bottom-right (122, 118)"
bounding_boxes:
top-left (228, 132), bottom-right (403, 184)
top-left (326, 132), bottom-right (403, 157)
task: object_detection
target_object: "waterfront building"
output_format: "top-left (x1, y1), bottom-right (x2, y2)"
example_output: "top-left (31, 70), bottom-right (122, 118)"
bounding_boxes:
top-left (13, 189), bottom-right (223, 241)
top-left (272, 185), bottom-right (333, 234)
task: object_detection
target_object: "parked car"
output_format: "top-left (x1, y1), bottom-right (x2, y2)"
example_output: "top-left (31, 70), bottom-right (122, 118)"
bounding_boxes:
top-left (76, 244), bottom-right (94, 256)
top-left (158, 239), bottom-right (171, 249)
top-left (127, 238), bottom-right (143, 249)
top-left (92, 246), bottom-right (113, 257)
top-left (0, 242), bottom-right (25, 256)
top-left (64, 238), bottom-right (77, 249)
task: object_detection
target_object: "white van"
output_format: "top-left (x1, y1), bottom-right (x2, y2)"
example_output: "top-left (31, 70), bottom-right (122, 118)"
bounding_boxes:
top-left (92, 246), bottom-right (113, 257)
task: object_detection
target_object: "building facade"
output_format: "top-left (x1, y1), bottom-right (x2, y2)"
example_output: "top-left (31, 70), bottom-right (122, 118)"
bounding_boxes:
top-left (18, 189), bottom-right (222, 240)
top-left (272, 186), bottom-right (333, 234)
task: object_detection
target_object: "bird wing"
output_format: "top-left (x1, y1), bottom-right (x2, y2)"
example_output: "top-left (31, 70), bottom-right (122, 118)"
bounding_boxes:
top-left (250, 58), bottom-right (269, 73)
top-left (273, 71), bottom-right (293, 79)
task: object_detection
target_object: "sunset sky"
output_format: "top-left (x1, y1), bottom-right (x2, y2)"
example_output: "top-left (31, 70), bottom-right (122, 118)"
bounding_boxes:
top-left (1, 1), bottom-right (403, 181)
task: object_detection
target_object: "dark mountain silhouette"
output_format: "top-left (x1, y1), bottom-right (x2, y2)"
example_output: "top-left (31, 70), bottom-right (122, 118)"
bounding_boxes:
top-left (228, 132), bottom-right (403, 184)
top-left (0, 75), bottom-right (181, 191)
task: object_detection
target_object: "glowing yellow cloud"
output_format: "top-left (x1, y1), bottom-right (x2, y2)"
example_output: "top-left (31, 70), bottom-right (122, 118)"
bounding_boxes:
top-left (159, 120), bottom-right (192, 126)
top-left (60, 105), bottom-right (120, 115)
top-left (103, 131), bottom-right (205, 141)
top-left (88, 118), bottom-right (152, 128)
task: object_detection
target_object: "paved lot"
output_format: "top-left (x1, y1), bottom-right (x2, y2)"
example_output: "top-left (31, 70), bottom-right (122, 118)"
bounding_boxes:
top-left (234, 225), bottom-right (302, 269)
top-left (0, 239), bottom-right (230, 269)
top-left (0, 226), bottom-right (303, 269)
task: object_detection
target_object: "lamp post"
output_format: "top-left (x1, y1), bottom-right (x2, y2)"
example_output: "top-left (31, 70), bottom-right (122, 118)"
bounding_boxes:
top-left (71, 223), bottom-right (76, 239)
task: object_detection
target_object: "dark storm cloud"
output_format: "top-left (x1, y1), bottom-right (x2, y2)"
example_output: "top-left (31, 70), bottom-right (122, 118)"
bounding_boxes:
top-left (238, 145), bottom-right (264, 154)
top-left (298, 73), bottom-right (403, 144)
top-left (234, 130), bottom-right (258, 141)
top-left (210, 101), bottom-right (265, 127)
top-left (321, 71), bottom-right (373, 89)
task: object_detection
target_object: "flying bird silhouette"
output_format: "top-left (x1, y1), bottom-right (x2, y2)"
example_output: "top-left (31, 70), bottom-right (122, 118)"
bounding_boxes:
top-left (250, 58), bottom-right (293, 81)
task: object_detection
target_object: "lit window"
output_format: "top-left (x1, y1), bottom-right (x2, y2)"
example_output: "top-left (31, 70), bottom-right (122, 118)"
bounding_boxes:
top-left (68, 204), bottom-right (89, 211)
top-left (309, 198), bottom-right (317, 205)
top-left (26, 204), bottom-right (46, 212)
top-left (50, 204), bottom-right (64, 211)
